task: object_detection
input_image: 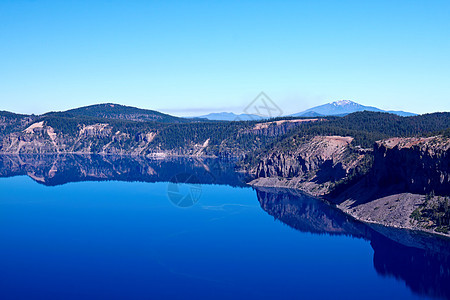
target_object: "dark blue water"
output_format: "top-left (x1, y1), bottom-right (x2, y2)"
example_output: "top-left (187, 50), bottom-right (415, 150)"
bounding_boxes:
top-left (0, 156), bottom-right (449, 299)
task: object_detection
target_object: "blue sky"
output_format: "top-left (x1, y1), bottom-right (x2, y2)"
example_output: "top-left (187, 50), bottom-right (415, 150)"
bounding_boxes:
top-left (0, 0), bottom-right (449, 116)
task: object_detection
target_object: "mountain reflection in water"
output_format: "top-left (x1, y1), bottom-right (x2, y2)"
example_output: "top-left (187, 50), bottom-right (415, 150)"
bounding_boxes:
top-left (0, 154), bottom-right (250, 187)
top-left (1, 154), bottom-right (449, 299)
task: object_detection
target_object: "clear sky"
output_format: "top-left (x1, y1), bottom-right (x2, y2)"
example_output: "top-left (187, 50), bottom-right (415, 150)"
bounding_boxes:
top-left (0, 0), bottom-right (449, 116)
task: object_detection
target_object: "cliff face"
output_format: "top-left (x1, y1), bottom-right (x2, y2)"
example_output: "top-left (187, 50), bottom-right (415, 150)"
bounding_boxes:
top-left (0, 121), bottom-right (214, 156)
top-left (0, 116), bottom-right (310, 158)
top-left (250, 136), bottom-right (370, 195)
top-left (251, 135), bottom-right (450, 197)
top-left (255, 136), bottom-right (355, 178)
top-left (249, 135), bottom-right (450, 235)
top-left (330, 136), bottom-right (450, 236)
top-left (372, 137), bottom-right (450, 195)
top-left (241, 119), bottom-right (324, 137)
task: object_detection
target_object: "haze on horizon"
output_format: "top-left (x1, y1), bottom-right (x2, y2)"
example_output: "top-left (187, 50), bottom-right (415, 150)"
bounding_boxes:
top-left (0, 0), bottom-right (449, 116)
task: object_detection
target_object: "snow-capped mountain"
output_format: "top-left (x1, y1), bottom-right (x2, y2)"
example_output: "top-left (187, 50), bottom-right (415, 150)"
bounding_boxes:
top-left (193, 100), bottom-right (416, 121)
top-left (292, 100), bottom-right (416, 117)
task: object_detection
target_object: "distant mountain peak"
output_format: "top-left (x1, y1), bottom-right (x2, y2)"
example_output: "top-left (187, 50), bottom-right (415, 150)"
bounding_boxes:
top-left (194, 112), bottom-right (265, 121)
top-left (291, 100), bottom-right (416, 117)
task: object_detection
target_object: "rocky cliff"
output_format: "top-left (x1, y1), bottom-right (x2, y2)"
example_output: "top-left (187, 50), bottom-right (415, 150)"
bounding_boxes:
top-left (372, 136), bottom-right (450, 195)
top-left (249, 135), bottom-right (450, 199)
top-left (330, 136), bottom-right (450, 235)
top-left (249, 135), bottom-right (371, 195)
top-left (248, 134), bottom-right (450, 235)
top-left (241, 118), bottom-right (324, 137)
top-left (0, 121), bottom-right (217, 156)
top-left (0, 115), bottom-right (309, 158)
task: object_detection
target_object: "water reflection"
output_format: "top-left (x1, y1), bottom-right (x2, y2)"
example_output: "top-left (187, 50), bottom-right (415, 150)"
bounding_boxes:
top-left (255, 187), bottom-right (450, 300)
top-left (0, 154), bottom-right (251, 187)
top-left (1, 154), bottom-right (449, 299)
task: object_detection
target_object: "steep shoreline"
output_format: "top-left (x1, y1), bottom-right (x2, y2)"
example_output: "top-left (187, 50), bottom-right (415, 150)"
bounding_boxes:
top-left (250, 179), bottom-right (450, 237)
top-left (249, 135), bottom-right (450, 237)
top-left (248, 179), bottom-right (443, 236)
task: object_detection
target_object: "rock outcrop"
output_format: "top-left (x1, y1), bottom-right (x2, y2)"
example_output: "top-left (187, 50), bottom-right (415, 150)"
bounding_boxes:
top-left (0, 121), bottom-right (213, 157)
top-left (331, 136), bottom-right (450, 236)
top-left (248, 135), bottom-right (450, 235)
top-left (372, 136), bottom-right (450, 195)
top-left (242, 119), bottom-right (324, 137)
top-left (250, 136), bottom-right (370, 195)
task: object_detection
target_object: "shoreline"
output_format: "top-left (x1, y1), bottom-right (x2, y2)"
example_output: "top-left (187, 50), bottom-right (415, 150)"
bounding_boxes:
top-left (249, 180), bottom-right (450, 239)
top-left (0, 152), bottom-right (223, 159)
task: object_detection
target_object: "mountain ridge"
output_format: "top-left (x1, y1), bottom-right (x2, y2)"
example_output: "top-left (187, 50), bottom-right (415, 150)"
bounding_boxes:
top-left (191, 100), bottom-right (417, 120)
top-left (0, 100), bottom-right (419, 121)
top-left (291, 100), bottom-right (416, 117)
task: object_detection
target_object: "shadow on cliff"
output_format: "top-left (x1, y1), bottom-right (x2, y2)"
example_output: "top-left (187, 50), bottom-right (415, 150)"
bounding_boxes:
top-left (326, 176), bottom-right (411, 208)
top-left (322, 138), bottom-right (450, 209)
top-left (312, 160), bottom-right (347, 184)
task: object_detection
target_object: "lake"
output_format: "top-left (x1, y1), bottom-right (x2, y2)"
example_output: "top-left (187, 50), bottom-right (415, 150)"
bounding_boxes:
top-left (0, 155), bottom-right (449, 299)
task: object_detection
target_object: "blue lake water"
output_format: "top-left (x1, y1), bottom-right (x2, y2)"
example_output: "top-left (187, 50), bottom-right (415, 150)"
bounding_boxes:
top-left (0, 156), bottom-right (449, 299)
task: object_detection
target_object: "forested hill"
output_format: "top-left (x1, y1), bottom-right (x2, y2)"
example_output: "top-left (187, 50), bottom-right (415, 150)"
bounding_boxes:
top-left (0, 110), bottom-right (35, 135)
top-left (43, 103), bottom-right (190, 123)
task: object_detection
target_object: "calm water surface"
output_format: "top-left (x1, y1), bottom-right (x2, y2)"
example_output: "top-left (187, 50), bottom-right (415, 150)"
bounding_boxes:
top-left (0, 155), bottom-right (449, 299)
